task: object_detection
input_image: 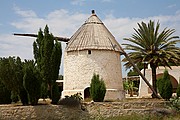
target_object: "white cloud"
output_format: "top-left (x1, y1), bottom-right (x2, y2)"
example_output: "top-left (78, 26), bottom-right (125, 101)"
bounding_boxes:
top-left (11, 8), bottom-right (88, 37)
top-left (101, 0), bottom-right (112, 2)
top-left (0, 34), bottom-right (34, 60)
top-left (13, 5), bottom-right (37, 18)
top-left (103, 12), bottom-right (180, 45)
top-left (168, 4), bottom-right (176, 8)
top-left (71, 0), bottom-right (86, 6)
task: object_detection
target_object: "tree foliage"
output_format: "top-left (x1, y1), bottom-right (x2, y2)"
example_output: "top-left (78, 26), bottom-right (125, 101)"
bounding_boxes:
top-left (127, 62), bottom-right (145, 76)
top-left (122, 20), bottom-right (180, 98)
top-left (176, 82), bottom-right (180, 97)
top-left (0, 81), bottom-right (11, 104)
top-left (59, 93), bottom-right (82, 107)
top-left (157, 70), bottom-right (173, 100)
top-left (33, 25), bottom-right (62, 101)
top-left (90, 73), bottom-right (106, 102)
top-left (23, 60), bottom-right (42, 105)
top-left (0, 56), bottom-right (28, 105)
top-left (123, 81), bottom-right (138, 97)
top-left (51, 83), bottom-right (60, 104)
top-left (0, 57), bottom-right (22, 93)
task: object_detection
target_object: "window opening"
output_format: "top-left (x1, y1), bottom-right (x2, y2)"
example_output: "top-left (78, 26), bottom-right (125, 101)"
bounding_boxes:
top-left (88, 50), bottom-right (91, 54)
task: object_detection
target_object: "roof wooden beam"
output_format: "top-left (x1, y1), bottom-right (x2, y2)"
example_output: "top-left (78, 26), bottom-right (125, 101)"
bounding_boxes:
top-left (14, 33), bottom-right (70, 42)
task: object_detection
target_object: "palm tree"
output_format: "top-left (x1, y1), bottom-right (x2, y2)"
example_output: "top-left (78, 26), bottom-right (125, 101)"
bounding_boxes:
top-left (122, 20), bottom-right (180, 98)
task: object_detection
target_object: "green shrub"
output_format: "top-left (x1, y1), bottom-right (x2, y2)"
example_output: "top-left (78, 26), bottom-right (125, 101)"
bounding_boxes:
top-left (176, 83), bottom-right (180, 97)
top-left (156, 77), bottom-right (163, 94)
top-left (157, 69), bottom-right (172, 100)
top-left (40, 82), bottom-right (48, 100)
top-left (19, 88), bottom-right (28, 105)
top-left (170, 97), bottom-right (180, 111)
top-left (71, 93), bottom-right (83, 102)
top-left (0, 81), bottom-right (11, 104)
top-left (123, 81), bottom-right (138, 97)
top-left (0, 56), bottom-right (29, 105)
top-left (51, 83), bottom-right (60, 104)
top-left (90, 73), bottom-right (106, 102)
top-left (11, 91), bottom-right (19, 103)
top-left (23, 60), bottom-right (41, 105)
top-left (59, 93), bottom-right (82, 107)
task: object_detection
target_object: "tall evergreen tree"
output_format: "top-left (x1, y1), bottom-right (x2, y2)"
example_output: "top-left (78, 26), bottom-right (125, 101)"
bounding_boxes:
top-left (157, 69), bottom-right (173, 100)
top-left (23, 60), bottom-right (41, 105)
top-left (33, 25), bottom-right (62, 101)
top-left (0, 80), bottom-right (11, 104)
top-left (90, 73), bottom-right (106, 102)
top-left (0, 57), bottom-right (28, 105)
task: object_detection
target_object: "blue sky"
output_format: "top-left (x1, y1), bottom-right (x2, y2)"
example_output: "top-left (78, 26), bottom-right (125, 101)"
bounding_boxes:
top-left (0, 0), bottom-right (180, 76)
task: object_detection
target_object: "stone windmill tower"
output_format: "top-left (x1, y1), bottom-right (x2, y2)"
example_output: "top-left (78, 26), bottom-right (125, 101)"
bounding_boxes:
top-left (62, 10), bottom-right (125, 100)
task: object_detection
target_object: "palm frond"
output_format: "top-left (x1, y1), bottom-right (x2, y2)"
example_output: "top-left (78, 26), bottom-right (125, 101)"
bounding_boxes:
top-left (123, 20), bottom-right (180, 70)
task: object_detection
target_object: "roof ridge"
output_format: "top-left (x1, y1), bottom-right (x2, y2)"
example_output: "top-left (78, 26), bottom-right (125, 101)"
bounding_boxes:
top-left (66, 11), bottom-right (123, 53)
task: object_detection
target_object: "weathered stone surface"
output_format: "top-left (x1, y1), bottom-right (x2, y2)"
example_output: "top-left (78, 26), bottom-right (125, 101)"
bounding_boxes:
top-left (63, 50), bottom-right (125, 100)
top-left (0, 101), bottom-right (172, 120)
top-left (85, 101), bottom-right (171, 118)
top-left (0, 105), bottom-right (90, 120)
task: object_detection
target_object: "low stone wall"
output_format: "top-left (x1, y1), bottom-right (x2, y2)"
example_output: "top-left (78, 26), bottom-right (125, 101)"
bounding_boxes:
top-left (85, 101), bottom-right (171, 119)
top-left (0, 105), bottom-right (89, 120)
top-left (0, 101), bottom-right (171, 120)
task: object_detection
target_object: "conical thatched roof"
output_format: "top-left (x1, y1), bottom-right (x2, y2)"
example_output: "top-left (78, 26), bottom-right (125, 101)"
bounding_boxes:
top-left (66, 10), bottom-right (123, 53)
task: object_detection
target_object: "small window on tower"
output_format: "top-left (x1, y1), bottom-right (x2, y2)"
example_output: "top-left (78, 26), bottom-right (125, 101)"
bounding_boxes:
top-left (88, 50), bottom-right (91, 55)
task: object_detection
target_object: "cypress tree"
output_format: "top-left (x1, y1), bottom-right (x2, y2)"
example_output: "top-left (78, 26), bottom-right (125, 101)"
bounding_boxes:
top-left (90, 73), bottom-right (106, 102)
top-left (0, 57), bottom-right (28, 105)
top-left (157, 77), bottom-right (163, 95)
top-left (51, 83), bottom-right (60, 104)
top-left (23, 60), bottom-right (41, 105)
top-left (33, 25), bottom-right (62, 102)
top-left (0, 81), bottom-right (11, 104)
top-left (157, 69), bottom-right (173, 100)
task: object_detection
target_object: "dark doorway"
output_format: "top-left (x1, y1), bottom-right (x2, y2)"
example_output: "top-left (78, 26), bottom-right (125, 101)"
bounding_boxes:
top-left (84, 87), bottom-right (90, 99)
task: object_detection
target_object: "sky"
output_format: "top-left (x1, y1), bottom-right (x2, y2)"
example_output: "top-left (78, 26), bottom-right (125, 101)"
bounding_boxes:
top-left (0, 0), bottom-right (180, 77)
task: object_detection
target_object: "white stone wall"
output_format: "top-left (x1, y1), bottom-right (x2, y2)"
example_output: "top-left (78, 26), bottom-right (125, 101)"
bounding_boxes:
top-left (62, 50), bottom-right (125, 100)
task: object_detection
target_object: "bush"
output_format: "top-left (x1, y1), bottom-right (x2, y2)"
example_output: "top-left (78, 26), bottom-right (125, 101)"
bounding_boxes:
top-left (157, 69), bottom-right (173, 100)
top-left (19, 88), bottom-right (29, 105)
top-left (40, 82), bottom-right (48, 100)
top-left (0, 81), bottom-right (11, 104)
top-left (11, 91), bottom-right (19, 103)
top-left (157, 77), bottom-right (163, 94)
top-left (23, 60), bottom-right (41, 105)
top-left (51, 83), bottom-right (60, 104)
top-left (90, 73), bottom-right (106, 102)
top-left (123, 81), bottom-right (138, 97)
top-left (170, 97), bottom-right (180, 111)
top-left (59, 93), bottom-right (82, 107)
top-left (176, 83), bottom-right (180, 98)
top-left (71, 93), bottom-right (83, 102)
top-left (0, 57), bottom-right (29, 105)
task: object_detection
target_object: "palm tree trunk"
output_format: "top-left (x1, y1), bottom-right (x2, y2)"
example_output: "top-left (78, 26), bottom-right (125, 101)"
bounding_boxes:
top-left (151, 64), bottom-right (158, 98)
top-left (122, 51), bottom-right (161, 98)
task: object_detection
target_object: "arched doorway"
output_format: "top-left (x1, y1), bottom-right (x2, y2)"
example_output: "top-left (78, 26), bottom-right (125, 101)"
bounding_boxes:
top-left (84, 87), bottom-right (90, 99)
top-left (148, 73), bottom-right (179, 93)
